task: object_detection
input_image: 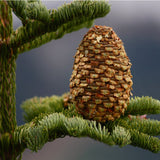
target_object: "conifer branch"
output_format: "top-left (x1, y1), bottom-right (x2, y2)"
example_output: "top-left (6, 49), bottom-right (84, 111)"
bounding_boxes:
top-left (50, 0), bottom-right (110, 28)
top-left (111, 125), bottom-right (131, 147)
top-left (15, 110), bottom-right (160, 153)
top-left (22, 95), bottom-right (160, 123)
top-left (117, 116), bottom-right (160, 136)
top-left (20, 95), bottom-right (160, 153)
top-left (14, 113), bottom-right (115, 152)
top-left (7, 0), bottom-right (50, 23)
top-left (129, 129), bottom-right (160, 153)
top-left (7, 1), bottom-right (27, 22)
top-left (106, 121), bottom-right (160, 152)
top-left (126, 96), bottom-right (160, 115)
top-left (8, 0), bottom-right (110, 54)
top-left (21, 95), bottom-right (81, 122)
top-left (16, 19), bottom-right (93, 54)
top-left (21, 95), bottom-right (65, 122)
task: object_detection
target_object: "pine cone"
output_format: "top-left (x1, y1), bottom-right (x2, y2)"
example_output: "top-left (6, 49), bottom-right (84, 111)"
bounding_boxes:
top-left (70, 25), bottom-right (133, 122)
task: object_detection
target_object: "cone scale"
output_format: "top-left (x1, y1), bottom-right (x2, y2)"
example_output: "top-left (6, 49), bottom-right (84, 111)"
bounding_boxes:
top-left (70, 25), bottom-right (133, 122)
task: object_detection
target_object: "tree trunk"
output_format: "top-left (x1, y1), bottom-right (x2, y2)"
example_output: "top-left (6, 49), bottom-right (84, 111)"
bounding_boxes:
top-left (0, 49), bottom-right (17, 160)
top-left (0, 1), bottom-right (18, 159)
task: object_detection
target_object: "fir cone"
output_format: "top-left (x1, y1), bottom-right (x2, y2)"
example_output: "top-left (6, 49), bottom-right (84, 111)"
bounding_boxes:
top-left (70, 25), bottom-right (133, 122)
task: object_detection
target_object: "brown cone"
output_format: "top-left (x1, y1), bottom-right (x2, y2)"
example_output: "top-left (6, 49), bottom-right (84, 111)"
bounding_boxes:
top-left (70, 25), bottom-right (133, 122)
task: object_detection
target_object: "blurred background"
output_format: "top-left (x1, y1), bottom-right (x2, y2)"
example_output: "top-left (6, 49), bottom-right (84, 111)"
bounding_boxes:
top-left (13, 1), bottom-right (160, 160)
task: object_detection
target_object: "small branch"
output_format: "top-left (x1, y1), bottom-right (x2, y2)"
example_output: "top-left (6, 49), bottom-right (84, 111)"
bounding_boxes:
top-left (8, 0), bottom-right (110, 55)
top-left (21, 95), bottom-right (65, 122)
top-left (50, 0), bottom-right (110, 28)
top-left (16, 19), bottom-right (93, 54)
top-left (14, 113), bottom-right (114, 152)
top-left (14, 111), bottom-right (160, 153)
top-left (21, 94), bottom-right (81, 122)
top-left (7, 0), bottom-right (49, 23)
top-left (22, 95), bottom-right (160, 123)
top-left (20, 95), bottom-right (160, 153)
top-left (112, 125), bottom-right (131, 147)
top-left (129, 129), bottom-right (160, 153)
top-left (126, 96), bottom-right (160, 115)
top-left (117, 116), bottom-right (160, 136)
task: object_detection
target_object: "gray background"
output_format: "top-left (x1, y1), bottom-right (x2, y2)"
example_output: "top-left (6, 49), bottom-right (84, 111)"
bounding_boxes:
top-left (13, 1), bottom-right (160, 160)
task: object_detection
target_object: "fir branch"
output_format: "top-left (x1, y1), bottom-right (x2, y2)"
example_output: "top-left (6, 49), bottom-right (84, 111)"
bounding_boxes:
top-left (15, 111), bottom-right (160, 153)
top-left (14, 113), bottom-right (114, 152)
top-left (86, 121), bottom-right (114, 145)
top-left (20, 94), bottom-right (160, 153)
top-left (7, 0), bottom-right (27, 22)
top-left (112, 125), bottom-right (131, 147)
top-left (21, 95), bottom-right (80, 122)
top-left (8, 0), bottom-right (110, 24)
top-left (25, 1), bottom-right (50, 23)
top-left (129, 129), bottom-right (160, 153)
top-left (8, 0), bottom-right (110, 54)
top-left (7, 0), bottom-right (50, 23)
top-left (10, 20), bottom-right (45, 50)
top-left (16, 19), bottom-right (93, 54)
top-left (50, 0), bottom-right (110, 29)
top-left (117, 116), bottom-right (160, 136)
top-left (21, 95), bottom-right (64, 122)
top-left (126, 96), bottom-right (160, 115)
